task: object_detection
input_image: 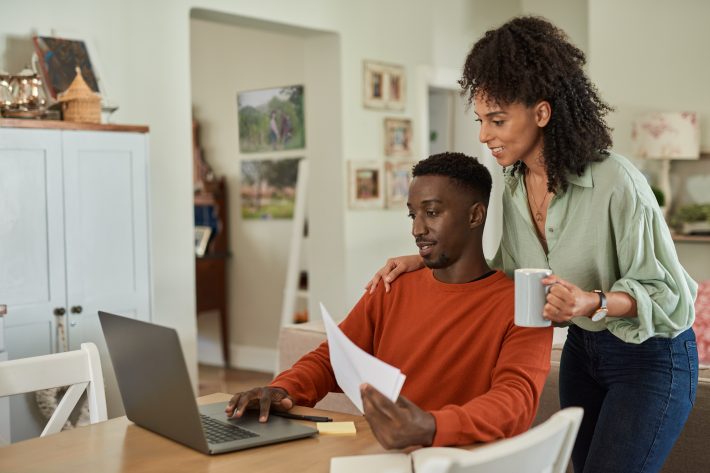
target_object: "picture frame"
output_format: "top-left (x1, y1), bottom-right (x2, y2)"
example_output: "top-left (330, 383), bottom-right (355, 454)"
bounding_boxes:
top-left (363, 61), bottom-right (406, 110)
top-left (194, 225), bottom-right (212, 257)
top-left (384, 117), bottom-right (413, 157)
top-left (363, 61), bottom-right (387, 109)
top-left (240, 157), bottom-right (302, 219)
top-left (348, 160), bottom-right (385, 209)
top-left (384, 64), bottom-right (406, 111)
top-left (237, 85), bottom-right (305, 153)
top-left (32, 36), bottom-right (101, 100)
top-left (385, 161), bottom-right (415, 208)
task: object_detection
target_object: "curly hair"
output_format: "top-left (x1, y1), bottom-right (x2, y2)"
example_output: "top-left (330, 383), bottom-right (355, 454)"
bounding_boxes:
top-left (413, 152), bottom-right (492, 204)
top-left (459, 16), bottom-right (613, 192)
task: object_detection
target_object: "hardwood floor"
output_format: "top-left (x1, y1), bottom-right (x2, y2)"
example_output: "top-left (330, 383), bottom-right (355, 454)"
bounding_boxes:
top-left (198, 364), bottom-right (274, 397)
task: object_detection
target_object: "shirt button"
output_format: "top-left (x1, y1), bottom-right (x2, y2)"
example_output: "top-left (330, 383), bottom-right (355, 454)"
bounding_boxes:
top-left (548, 227), bottom-right (554, 232)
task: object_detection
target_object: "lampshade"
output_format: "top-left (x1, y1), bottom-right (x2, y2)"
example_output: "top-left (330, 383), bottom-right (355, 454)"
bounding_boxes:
top-left (632, 111), bottom-right (700, 160)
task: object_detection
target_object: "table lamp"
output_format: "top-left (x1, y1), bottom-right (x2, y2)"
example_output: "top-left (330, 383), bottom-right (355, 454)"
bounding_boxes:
top-left (632, 111), bottom-right (700, 218)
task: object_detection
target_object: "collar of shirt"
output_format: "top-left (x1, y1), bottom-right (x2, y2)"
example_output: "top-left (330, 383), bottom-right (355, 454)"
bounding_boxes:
top-left (504, 162), bottom-right (594, 195)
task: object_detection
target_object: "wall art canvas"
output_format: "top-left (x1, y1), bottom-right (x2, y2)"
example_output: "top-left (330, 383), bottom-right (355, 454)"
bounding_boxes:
top-left (32, 36), bottom-right (100, 99)
top-left (237, 85), bottom-right (305, 153)
top-left (241, 157), bottom-right (301, 219)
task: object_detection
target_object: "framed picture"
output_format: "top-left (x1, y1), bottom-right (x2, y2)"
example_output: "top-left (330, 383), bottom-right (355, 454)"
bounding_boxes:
top-left (241, 157), bottom-right (301, 219)
top-left (194, 225), bottom-right (212, 257)
top-left (363, 61), bottom-right (387, 109)
top-left (384, 64), bottom-right (406, 111)
top-left (237, 85), bottom-right (305, 153)
top-left (32, 36), bottom-right (101, 100)
top-left (385, 161), bottom-right (415, 208)
top-left (348, 160), bottom-right (385, 209)
top-left (363, 61), bottom-right (406, 110)
top-left (384, 117), bottom-right (413, 157)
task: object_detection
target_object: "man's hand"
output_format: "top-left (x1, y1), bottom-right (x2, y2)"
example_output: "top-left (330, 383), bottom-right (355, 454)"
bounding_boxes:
top-left (361, 383), bottom-right (435, 449)
top-left (225, 386), bottom-right (293, 422)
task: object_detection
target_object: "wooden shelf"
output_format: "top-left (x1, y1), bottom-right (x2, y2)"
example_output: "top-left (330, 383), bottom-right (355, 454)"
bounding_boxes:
top-left (0, 118), bottom-right (148, 133)
top-left (672, 233), bottom-right (710, 243)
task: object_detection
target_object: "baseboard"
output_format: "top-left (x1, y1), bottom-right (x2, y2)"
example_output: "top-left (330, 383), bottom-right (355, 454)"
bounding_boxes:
top-left (197, 336), bottom-right (276, 373)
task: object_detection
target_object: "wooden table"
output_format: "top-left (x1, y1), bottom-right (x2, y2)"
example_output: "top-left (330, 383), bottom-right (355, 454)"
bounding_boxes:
top-left (0, 393), bottom-right (390, 473)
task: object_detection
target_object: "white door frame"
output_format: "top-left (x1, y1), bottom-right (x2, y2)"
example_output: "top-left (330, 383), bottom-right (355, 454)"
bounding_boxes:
top-left (415, 65), bottom-right (503, 259)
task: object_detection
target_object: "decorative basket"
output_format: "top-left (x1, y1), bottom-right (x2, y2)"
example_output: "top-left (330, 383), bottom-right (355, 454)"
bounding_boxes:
top-left (58, 67), bottom-right (101, 123)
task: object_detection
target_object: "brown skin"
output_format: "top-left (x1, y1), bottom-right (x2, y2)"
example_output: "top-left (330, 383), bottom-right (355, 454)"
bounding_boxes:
top-left (225, 387), bottom-right (293, 422)
top-left (226, 174), bottom-right (492, 448)
top-left (367, 95), bottom-right (638, 321)
top-left (361, 384), bottom-right (435, 449)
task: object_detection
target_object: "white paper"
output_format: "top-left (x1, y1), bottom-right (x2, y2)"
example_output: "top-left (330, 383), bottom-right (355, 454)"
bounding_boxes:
top-left (330, 448), bottom-right (475, 473)
top-left (320, 302), bottom-right (406, 413)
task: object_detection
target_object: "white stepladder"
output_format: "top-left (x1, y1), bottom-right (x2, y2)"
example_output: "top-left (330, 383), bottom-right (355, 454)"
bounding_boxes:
top-left (280, 158), bottom-right (310, 328)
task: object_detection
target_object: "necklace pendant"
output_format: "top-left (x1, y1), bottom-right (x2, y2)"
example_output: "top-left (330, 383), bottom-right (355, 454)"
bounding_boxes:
top-left (535, 211), bottom-right (543, 222)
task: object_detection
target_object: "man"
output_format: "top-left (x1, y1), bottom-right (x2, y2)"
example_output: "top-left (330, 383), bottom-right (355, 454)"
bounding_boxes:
top-left (225, 152), bottom-right (552, 449)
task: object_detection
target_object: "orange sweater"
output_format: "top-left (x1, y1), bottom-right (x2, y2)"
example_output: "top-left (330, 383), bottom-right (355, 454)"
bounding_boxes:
top-left (271, 269), bottom-right (552, 446)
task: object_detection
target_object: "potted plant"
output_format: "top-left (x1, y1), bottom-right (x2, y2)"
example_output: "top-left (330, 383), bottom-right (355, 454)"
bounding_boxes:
top-left (671, 203), bottom-right (710, 235)
top-left (651, 185), bottom-right (665, 214)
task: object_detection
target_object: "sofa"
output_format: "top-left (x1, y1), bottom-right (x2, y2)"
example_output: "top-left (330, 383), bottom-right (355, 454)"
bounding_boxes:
top-left (278, 322), bottom-right (710, 472)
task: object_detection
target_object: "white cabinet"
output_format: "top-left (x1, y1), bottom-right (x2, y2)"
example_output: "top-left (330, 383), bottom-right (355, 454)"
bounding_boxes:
top-left (0, 124), bottom-right (151, 442)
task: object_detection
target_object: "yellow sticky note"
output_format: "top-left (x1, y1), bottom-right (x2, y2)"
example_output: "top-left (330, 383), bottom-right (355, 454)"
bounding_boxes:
top-left (317, 421), bottom-right (357, 435)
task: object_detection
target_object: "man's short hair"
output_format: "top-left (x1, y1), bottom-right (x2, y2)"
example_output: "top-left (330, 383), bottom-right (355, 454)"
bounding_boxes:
top-left (412, 152), bottom-right (492, 204)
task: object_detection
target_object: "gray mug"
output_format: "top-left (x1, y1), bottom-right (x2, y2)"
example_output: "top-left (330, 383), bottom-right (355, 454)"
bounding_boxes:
top-left (514, 268), bottom-right (552, 327)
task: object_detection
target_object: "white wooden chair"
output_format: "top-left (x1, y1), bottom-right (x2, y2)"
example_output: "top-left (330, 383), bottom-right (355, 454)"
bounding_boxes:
top-left (419, 407), bottom-right (583, 473)
top-left (0, 342), bottom-right (107, 437)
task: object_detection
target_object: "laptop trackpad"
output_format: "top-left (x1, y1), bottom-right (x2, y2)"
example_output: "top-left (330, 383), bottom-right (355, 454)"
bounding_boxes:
top-left (199, 402), bottom-right (318, 438)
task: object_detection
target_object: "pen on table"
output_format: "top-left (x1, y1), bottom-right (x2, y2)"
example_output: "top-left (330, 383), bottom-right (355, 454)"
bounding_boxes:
top-left (269, 411), bottom-right (333, 422)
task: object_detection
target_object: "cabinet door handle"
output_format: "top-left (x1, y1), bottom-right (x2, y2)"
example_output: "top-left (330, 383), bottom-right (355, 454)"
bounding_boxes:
top-left (70, 305), bottom-right (83, 314)
top-left (53, 307), bottom-right (66, 316)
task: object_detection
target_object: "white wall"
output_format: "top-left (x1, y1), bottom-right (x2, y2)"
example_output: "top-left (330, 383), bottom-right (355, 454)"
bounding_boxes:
top-left (1, 0), bottom-right (460, 374)
top-left (4, 0), bottom-right (708, 377)
top-left (190, 16), bottom-right (346, 369)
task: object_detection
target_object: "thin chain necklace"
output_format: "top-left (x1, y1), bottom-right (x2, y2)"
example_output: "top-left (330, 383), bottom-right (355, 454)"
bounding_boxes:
top-left (526, 174), bottom-right (550, 223)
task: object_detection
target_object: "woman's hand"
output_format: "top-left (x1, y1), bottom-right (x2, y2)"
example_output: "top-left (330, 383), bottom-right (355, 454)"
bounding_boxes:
top-left (365, 255), bottom-right (424, 294)
top-left (541, 275), bottom-right (599, 323)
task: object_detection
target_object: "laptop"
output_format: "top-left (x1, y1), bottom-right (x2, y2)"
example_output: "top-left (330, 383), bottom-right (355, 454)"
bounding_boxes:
top-left (98, 311), bottom-right (317, 454)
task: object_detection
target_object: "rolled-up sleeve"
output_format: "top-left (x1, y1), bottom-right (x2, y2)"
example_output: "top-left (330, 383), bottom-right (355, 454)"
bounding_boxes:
top-left (607, 179), bottom-right (697, 343)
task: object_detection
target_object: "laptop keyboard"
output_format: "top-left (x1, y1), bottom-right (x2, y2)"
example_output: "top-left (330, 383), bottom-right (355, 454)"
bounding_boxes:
top-left (200, 414), bottom-right (259, 444)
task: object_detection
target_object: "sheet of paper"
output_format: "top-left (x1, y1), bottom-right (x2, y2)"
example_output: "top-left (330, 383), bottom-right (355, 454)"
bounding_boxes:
top-left (330, 454), bottom-right (411, 473)
top-left (320, 302), bottom-right (406, 413)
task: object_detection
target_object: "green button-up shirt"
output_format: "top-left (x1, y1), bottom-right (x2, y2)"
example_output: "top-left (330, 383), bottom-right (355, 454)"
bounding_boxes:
top-left (492, 151), bottom-right (697, 343)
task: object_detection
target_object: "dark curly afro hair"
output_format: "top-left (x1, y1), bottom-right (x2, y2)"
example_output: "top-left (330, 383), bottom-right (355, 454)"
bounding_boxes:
top-left (460, 16), bottom-right (613, 193)
top-left (413, 152), bottom-right (492, 205)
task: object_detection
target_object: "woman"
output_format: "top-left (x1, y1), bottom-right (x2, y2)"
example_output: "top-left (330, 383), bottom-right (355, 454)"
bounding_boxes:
top-left (367, 16), bottom-right (698, 473)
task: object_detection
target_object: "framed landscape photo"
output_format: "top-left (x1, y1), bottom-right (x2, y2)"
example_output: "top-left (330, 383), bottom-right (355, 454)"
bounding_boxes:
top-left (385, 161), bottom-right (415, 208)
top-left (348, 160), bottom-right (385, 209)
top-left (194, 226), bottom-right (212, 257)
top-left (240, 157), bottom-right (301, 219)
top-left (384, 117), bottom-right (413, 157)
top-left (237, 85), bottom-right (305, 153)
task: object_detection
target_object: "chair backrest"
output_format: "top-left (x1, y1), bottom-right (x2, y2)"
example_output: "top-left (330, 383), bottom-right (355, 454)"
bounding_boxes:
top-left (0, 342), bottom-right (107, 437)
top-left (419, 407), bottom-right (583, 473)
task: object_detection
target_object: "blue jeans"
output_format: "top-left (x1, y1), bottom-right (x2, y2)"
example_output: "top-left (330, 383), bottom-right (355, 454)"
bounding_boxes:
top-left (560, 325), bottom-right (698, 473)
